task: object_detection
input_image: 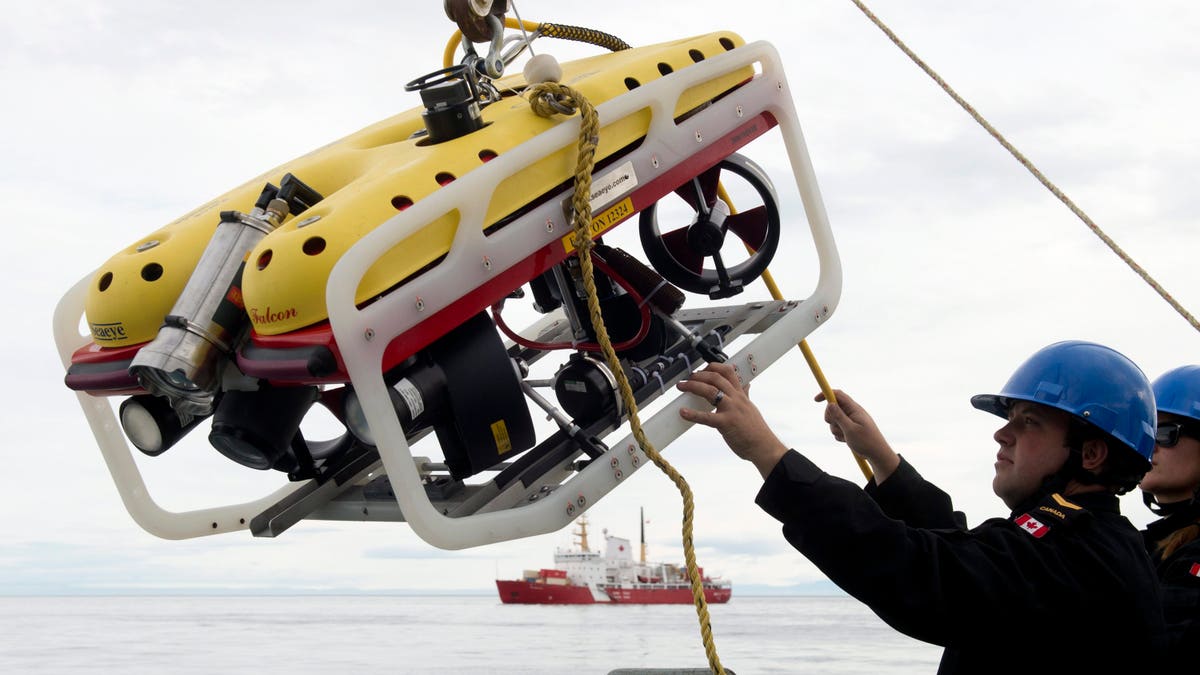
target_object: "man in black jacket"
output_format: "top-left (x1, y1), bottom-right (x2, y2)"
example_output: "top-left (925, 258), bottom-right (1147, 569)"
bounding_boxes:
top-left (678, 340), bottom-right (1164, 673)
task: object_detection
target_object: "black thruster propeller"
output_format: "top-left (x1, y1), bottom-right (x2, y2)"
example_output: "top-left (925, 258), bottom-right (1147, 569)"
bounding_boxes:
top-left (639, 153), bottom-right (782, 299)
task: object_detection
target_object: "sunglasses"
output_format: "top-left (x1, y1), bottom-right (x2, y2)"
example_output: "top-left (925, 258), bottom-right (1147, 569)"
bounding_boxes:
top-left (1155, 420), bottom-right (1200, 447)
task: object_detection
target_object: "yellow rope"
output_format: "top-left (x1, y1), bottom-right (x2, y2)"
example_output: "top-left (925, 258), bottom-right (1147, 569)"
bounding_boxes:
top-left (848, 0), bottom-right (1200, 333)
top-left (528, 82), bottom-right (725, 675)
top-left (717, 184), bottom-right (874, 481)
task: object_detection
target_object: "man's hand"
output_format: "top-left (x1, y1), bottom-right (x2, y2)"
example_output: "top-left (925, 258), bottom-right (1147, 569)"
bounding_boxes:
top-left (677, 362), bottom-right (789, 479)
top-left (817, 389), bottom-right (900, 483)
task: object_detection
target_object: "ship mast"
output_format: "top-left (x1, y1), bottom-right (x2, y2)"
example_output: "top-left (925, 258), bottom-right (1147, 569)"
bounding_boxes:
top-left (640, 507), bottom-right (647, 563)
top-left (574, 515), bottom-right (590, 552)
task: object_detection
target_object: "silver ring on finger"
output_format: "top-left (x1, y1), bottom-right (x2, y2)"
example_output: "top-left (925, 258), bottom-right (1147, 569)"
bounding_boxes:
top-left (711, 390), bottom-right (725, 407)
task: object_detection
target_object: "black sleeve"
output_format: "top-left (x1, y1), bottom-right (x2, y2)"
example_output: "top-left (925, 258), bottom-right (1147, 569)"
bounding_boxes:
top-left (863, 455), bottom-right (967, 530)
top-left (755, 450), bottom-right (1114, 646)
top-left (1159, 540), bottom-right (1200, 660)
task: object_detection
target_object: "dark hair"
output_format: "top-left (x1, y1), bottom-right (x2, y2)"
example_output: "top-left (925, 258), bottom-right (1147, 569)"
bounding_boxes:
top-left (1064, 418), bottom-right (1149, 495)
top-left (1156, 521), bottom-right (1200, 561)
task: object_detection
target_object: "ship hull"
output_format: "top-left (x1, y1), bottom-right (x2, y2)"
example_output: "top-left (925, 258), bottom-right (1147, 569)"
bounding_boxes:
top-left (605, 586), bottom-right (732, 604)
top-left (496, 579), bottom-right (598, 604)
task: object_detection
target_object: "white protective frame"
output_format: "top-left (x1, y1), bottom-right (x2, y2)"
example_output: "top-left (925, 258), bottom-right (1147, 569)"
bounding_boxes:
top-left (53, 40), bottom-right (841, 547)
top-left (53, 274), bottom-right (308, 539)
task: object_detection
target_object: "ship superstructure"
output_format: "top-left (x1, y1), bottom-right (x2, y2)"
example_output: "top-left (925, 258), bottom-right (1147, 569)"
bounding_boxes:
top-left (497, 513), bottom-right (731, 604)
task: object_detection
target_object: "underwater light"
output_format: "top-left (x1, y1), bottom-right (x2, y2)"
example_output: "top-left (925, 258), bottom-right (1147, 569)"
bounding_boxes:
top-left (118, 394), bottom-right (205, 456)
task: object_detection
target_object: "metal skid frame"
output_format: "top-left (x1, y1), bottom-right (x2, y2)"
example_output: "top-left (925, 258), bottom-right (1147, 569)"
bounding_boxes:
top-left (252, 299), bottom-right (802, 537)
top-left (53, 40), bottom-right (841, 547)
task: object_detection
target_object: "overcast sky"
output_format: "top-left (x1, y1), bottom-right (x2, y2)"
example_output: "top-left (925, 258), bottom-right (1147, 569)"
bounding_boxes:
top-left (2, 1), bottom-right (1199, 595)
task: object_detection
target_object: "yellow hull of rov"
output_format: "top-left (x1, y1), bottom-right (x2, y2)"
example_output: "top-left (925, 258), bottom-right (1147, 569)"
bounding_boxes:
top-left (84, 32), bottom-right (750, 348)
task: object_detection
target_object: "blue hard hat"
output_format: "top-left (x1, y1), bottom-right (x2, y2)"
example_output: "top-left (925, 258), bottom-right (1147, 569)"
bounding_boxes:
top-left (971, 340), bottom-right (1156, 463)
top-left (1152, 365), bottom-right (1200, 422)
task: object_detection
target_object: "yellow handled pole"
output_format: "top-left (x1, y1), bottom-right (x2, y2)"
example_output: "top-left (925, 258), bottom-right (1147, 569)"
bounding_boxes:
top-left (717, 184), bottom-right (873, 481)
top-left (760, 270), bottom-right (873, 481)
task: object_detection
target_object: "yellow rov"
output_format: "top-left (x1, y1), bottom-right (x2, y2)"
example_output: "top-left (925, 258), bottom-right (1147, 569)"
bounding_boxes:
top-left (54, 6), bottom-right (840, 550)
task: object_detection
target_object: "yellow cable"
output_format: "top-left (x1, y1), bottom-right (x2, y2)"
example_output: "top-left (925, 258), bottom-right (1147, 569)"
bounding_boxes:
top-left (715, 183), bottom-right (874, 481)
top-left (528, 82), bottom-right (725, 675)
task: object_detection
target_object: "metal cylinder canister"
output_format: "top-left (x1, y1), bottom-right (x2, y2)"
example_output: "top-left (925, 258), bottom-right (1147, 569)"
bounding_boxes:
top-left (129, 200), bottom-right (288, 416)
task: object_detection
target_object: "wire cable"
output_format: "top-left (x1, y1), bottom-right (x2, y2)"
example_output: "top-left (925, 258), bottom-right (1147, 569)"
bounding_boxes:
top-left (848, 0), bottom-right (1199, 333)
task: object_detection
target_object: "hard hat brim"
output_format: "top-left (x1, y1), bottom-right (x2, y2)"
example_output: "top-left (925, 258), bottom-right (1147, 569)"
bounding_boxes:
top-left (970, 393), bottom-right (1009, 419)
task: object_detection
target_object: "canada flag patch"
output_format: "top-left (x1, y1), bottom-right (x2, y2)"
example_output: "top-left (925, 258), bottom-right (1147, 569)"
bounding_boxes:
top-left (1015, 514), bottom-right (1049, 538)
top-left (1189, 563), bottom-right (1200, 578)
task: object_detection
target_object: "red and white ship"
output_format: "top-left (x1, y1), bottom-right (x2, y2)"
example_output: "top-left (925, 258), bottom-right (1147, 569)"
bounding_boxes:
top-left (496, 511), bottom-right (732, 605)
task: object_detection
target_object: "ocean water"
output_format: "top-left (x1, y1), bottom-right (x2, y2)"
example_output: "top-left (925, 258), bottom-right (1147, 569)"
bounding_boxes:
top-left (0, 595), bottom-right (941, 674)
